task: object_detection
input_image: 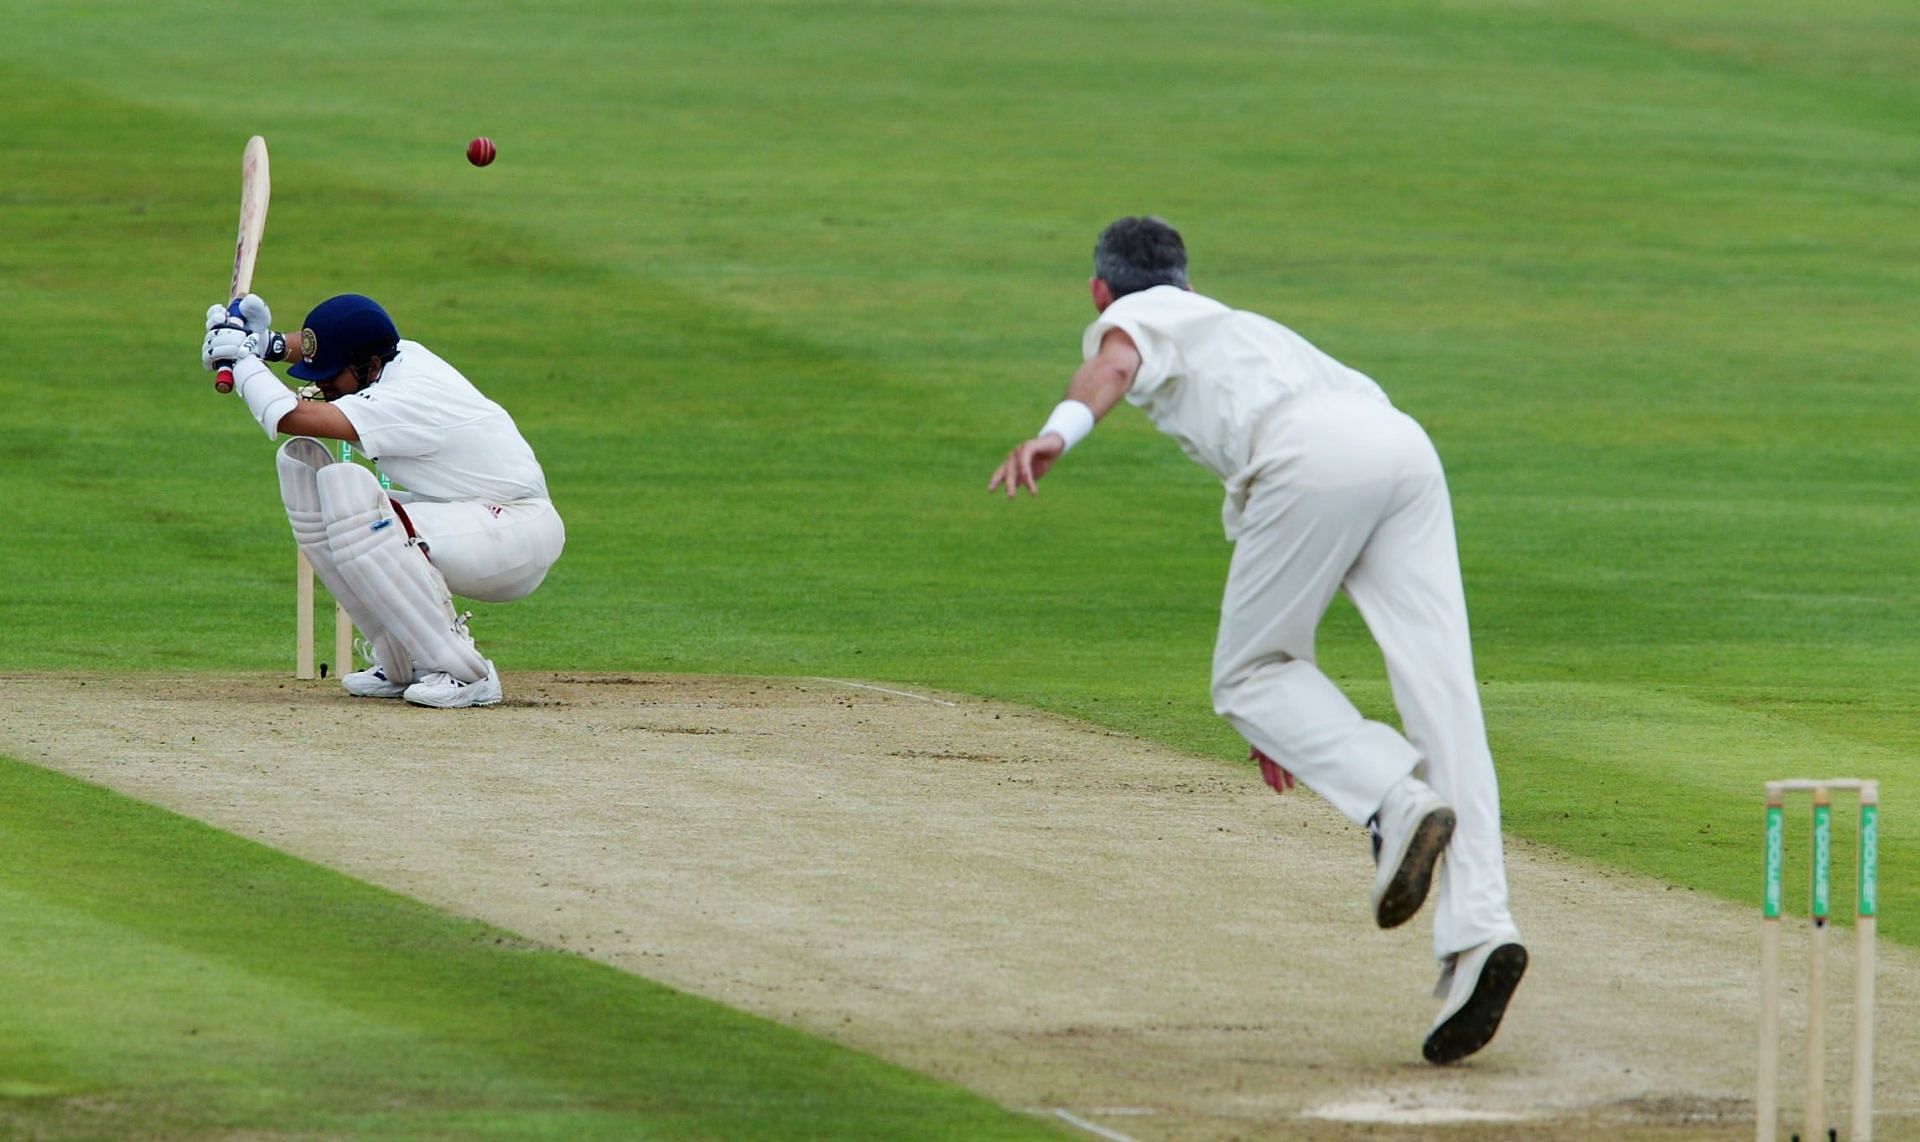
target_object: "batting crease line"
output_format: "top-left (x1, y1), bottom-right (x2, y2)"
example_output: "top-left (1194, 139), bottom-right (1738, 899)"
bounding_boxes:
top-left (812, 678), bottom-right (959, 707)
top-left (1048, 1108), bottom-right (1139, 1142)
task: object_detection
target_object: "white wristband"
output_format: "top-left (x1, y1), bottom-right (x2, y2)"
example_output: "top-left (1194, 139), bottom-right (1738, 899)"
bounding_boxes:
top-left (231, 357), bottom-right (298, 439)
top-left (1038, 399), bottom-right (1095, 452)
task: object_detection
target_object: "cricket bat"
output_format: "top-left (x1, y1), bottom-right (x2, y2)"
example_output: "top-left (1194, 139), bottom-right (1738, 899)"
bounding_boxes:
top-left (214, 135), bottom-right (271, 393)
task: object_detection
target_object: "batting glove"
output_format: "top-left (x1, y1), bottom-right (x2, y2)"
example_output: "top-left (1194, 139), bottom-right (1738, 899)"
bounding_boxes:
top-left (234, 292), bottom-right (272, 336)
top-left (244, 328), bottom-right (286, 361)
top-left (205, 302), bottom-right (244, 333)
top-left (201, 325), bottom-right (253, 372)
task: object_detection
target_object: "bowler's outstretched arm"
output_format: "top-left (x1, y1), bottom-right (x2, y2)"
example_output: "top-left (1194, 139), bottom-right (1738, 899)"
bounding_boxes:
top-left (988, 327), bottom-right (1140, 497)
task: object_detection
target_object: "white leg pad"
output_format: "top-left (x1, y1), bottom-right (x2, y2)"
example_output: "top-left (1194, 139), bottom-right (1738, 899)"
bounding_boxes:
top-left (276, 438), bottom-right (413, 684)
top-left (317, 462), bottom-right (490, 683)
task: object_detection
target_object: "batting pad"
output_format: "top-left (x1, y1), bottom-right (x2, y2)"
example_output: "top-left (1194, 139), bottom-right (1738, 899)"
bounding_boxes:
top-left (317, 461), bottom-right (489, 684)
top-left (277, 438), bottom-right (415, 684)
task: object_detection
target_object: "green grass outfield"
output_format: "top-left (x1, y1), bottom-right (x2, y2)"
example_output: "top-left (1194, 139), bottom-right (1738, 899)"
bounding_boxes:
top-left (2, 0), bottom-right (1916, 1133)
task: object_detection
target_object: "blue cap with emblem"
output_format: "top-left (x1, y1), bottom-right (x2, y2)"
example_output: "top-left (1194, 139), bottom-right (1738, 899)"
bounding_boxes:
top-left (288, 294), bottom-right (400, 381)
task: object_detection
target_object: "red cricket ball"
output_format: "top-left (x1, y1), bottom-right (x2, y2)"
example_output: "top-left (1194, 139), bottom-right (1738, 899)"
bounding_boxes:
top-left (466, 137), bottom-right (496, 167)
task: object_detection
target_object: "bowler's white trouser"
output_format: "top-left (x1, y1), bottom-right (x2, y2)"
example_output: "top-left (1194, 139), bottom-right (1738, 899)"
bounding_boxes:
top-left (1210, 392), bottom-right (1517, 960)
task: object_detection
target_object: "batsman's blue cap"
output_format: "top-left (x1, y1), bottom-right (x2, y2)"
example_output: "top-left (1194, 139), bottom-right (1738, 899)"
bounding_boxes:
top-left (288, 294), bottom-right (400, 381)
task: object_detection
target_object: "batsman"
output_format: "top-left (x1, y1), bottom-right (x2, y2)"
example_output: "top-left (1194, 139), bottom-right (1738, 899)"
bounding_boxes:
top-left (201, 293), bottom-right (565, 708)
top-left (990, 217), bottom-right (1525, 1064)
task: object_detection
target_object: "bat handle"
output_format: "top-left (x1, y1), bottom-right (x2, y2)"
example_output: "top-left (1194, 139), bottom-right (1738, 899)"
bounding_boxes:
top-left (212, 296), bottom-right (244, 393)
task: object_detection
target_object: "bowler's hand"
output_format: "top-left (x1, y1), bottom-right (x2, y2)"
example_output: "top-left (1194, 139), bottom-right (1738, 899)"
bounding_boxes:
top-left (1252, 747), bottom-right (1296, 795)
top-left (988, 434), bottom-right (1065, 498)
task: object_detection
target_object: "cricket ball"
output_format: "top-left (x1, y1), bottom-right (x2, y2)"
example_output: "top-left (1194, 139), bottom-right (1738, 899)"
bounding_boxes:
top-left (466, 136), bottom-right (496, 167)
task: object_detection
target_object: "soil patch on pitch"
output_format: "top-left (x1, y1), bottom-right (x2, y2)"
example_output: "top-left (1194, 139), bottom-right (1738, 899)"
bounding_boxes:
top-left (2, 672), bottom-right (1915, 1140)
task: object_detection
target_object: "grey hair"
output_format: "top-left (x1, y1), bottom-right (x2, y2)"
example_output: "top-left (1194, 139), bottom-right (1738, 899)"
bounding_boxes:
top-left (1093, 216), bottom-right (1188, 298)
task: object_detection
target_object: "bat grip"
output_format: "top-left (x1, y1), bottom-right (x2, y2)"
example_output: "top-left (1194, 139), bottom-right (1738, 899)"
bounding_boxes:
top-left (212, 296), bottom-right (244, 393)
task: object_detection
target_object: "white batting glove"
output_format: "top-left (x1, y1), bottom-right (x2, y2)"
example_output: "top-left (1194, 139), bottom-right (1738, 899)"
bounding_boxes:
top-left (234, 292), bottom-right (272, 336)
top-left (243, 329), bottom-right (286, 361)
top-left (201, 325), bottom-right (253, 372)
top-left (205, 302), bottom-right (243, 333)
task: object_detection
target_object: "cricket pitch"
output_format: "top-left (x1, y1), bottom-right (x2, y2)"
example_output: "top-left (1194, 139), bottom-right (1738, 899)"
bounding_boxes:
top-left (2, 673), bottom-right (1915, 1140)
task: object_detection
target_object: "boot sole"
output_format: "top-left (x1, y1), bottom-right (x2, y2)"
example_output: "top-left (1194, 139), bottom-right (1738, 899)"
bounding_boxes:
top-left (1423, 943), bottom-right (1528, 1065)
top-left (403, 692), bottom-right (502, 709)
top-left (1373, 808), bottom-right (1455, 929)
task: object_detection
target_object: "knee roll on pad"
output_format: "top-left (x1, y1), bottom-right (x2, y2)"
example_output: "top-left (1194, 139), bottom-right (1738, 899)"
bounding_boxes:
top-left (317, 463), bottom-right (488, 683)
top-left (276, 437), bottom-right (332, 550)
top-left (278, 438), bottom-right (414, 682)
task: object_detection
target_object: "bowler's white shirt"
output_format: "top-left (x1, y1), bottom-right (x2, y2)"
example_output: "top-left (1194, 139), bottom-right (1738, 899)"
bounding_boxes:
top-left (1083, 286), bottom-right (1391, 483)
top-left (332, 340), bottom-right (551, 505)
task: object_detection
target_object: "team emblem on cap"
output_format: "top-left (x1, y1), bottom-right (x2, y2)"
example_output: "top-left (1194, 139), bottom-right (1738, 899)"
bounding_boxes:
top-left (299, 328), bottom-right (318, 361)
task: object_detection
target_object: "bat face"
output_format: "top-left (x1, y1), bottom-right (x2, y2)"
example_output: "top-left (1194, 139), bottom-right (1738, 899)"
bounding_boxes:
top-left (215, 136), bottom-right (271, 393)
top-left (230, 135), bottom-right (271, 301)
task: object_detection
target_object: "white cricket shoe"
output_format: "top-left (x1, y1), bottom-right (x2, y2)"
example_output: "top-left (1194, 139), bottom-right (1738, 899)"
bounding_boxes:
top-left (341, 665), bottom-right (408, 699)
top-left (1424, 939), bottom-right (1528, 1065)
top-left (402, 661), bottom-right (502, 709)
top-left (1369, 774), bottom-right (1455, 928)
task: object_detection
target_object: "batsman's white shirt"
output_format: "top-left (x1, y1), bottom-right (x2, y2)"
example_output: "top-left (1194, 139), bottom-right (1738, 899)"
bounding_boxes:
top-left (1084, 286), bottom-right (1519, 960)
top-left (332, 340), bottom-right (564, 602)
top-left (334, 341), bottom-right (547, 503)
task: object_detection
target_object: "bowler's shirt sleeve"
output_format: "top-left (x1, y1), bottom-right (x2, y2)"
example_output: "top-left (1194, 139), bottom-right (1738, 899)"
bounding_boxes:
top-left (1081, 290), bottom-right (1181, 399)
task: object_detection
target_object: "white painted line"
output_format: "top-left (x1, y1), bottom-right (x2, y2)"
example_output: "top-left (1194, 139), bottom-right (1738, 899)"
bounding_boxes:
top-left (812, 678), bottom-right (959, 707)
top-left (1049, 1108), bottom-right (1140, 1141)
top-left (1303, 1099), bottom-right (1534, 1125)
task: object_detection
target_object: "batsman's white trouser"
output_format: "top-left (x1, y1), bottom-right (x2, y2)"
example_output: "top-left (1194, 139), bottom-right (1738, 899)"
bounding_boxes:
top-left (400, 497), bottom-right (564, 603)
top-left (1210, 392), bottom-right (1517, 960)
